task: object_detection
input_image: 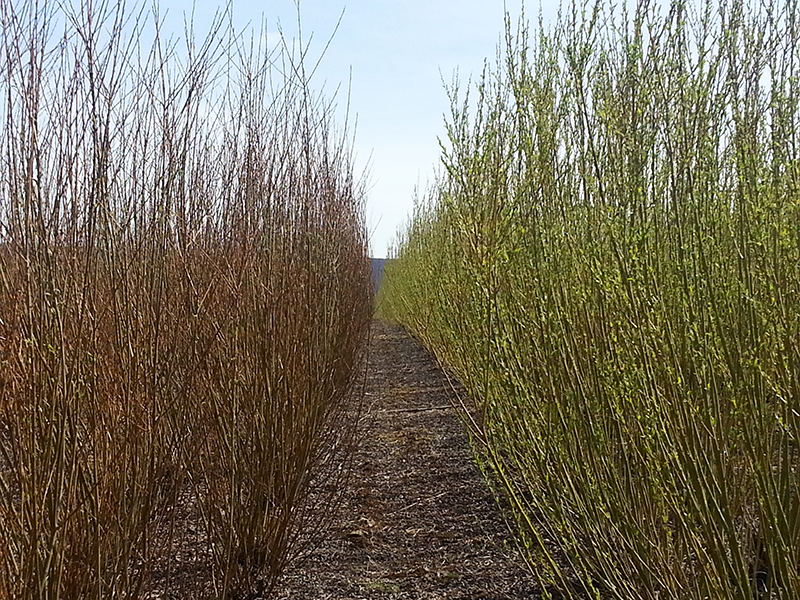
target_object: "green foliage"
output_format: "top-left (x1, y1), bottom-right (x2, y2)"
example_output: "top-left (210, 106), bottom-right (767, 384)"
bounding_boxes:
top-left (381, 0), bottom-right (800, 597)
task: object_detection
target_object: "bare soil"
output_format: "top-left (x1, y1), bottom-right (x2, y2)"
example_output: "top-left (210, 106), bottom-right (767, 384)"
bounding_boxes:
top-left (273, 320), bottom-right (539, 599)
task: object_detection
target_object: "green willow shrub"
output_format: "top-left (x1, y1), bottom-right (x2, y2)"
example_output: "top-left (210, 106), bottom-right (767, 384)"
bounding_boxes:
top-left (0, 1), bottom-right (371, 598)
top-left (381, 1), bottom-right (800, 598)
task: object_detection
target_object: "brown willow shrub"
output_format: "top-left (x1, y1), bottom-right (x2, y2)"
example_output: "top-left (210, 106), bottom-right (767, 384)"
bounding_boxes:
top-left (380, 0), bottom-right (800, 598)
top-left (193, 58), bottom-right (371, 598)
top-left (0, 1), bottom-right (371, 598)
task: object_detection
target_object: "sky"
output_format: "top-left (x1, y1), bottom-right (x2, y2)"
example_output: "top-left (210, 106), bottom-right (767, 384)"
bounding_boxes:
top-left (159, 1), bottom-right (562, 258)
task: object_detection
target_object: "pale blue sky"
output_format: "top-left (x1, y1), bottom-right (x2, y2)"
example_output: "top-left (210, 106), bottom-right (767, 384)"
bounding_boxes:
top-left (160, 1), bottom-right (561, 257)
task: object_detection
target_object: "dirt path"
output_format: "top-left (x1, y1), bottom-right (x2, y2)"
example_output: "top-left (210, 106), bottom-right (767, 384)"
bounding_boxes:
top-left (274, 320), bottom-right (538, 599)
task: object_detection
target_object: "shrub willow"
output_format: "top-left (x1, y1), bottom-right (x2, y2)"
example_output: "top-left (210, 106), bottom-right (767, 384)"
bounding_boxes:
top-left (381, 1), bottom-right (800, 597)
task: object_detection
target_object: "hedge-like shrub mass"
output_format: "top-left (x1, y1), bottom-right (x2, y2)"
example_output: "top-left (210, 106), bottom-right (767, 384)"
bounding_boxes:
top-left (381, 1), bottom-right (800, 597)
top-left (0, 2), bottom-right (371, 598)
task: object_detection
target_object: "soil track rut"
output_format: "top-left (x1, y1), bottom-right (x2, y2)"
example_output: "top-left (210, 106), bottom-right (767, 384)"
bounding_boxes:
top-left (274, 320), bottom-right (537, 599)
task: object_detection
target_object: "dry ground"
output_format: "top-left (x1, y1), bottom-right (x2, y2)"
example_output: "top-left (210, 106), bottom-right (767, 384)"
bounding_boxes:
top-left (273, 320), bottom-right (539, 599)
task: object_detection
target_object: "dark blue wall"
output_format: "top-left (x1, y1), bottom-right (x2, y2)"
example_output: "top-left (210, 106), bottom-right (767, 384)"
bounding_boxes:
top-left (370, 258), bottom-right (387, 293)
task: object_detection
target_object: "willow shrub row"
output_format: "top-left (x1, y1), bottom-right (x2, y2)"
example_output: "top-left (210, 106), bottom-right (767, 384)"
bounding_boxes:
top-left (381, 0), bottom-right (800, 597)
top-left (0, 1), bottom-right (371, 598)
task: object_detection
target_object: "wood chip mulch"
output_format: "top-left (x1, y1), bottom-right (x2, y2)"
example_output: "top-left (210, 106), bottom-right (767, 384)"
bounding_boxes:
top-left (273, 320), bottom-right (540, 599)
